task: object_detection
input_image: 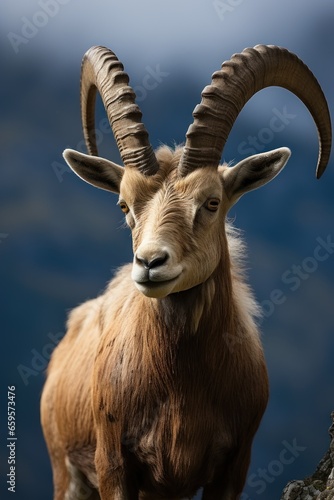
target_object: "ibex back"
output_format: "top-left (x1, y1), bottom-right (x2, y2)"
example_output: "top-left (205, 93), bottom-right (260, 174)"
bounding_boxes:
top-left (41, 45), bottom-right (331, 499)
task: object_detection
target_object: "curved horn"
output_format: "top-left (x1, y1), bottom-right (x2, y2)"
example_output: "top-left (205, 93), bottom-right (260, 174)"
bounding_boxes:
top-left (179, 45), bottom-right (331, 179)
top-left (81, 45), bottom-right (159, 175)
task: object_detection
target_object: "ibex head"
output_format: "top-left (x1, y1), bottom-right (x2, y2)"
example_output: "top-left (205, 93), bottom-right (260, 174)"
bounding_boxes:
top-left (64, 45), bottom-right (331, 298)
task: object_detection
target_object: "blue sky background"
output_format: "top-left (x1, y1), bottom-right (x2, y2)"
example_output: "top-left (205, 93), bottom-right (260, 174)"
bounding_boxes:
top-left (1, 1), bottom-right (334, 498)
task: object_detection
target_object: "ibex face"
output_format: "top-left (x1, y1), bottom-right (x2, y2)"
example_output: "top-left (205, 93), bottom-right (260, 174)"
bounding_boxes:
top-left (127, 148), bottom-right (293, 298)
top-left (125, 156), bottom-right (238, 298)
top-left (123, 161), bottom-right (225, 298)
top-left (65, 145), bottom-right (290, 298)
top-left (63, 45), bottom-right (331, 298)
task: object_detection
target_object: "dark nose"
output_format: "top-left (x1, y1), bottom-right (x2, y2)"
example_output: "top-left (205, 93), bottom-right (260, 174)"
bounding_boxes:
top-left (135, 252), bottom-right (169, 270)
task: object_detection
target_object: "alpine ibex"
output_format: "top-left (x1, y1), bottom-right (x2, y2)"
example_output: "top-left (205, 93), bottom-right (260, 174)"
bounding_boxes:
top-left (41, 45), bottom-right (331, 499)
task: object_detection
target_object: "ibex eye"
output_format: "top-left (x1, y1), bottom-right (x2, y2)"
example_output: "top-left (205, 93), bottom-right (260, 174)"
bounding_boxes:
top-left (119, 201), bottom-right (129, 214)
top-left (205, 198), bottom-right (220, 212)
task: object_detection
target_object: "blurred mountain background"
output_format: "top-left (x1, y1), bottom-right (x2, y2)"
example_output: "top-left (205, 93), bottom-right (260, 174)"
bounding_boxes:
top-left (0, 1), bottom-right (334, 498)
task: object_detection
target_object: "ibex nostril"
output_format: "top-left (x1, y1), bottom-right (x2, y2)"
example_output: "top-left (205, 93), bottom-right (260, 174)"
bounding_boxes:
top-left (136, 252), bottom-right (169, 270)
top-left (149, 253), bottom-right (168, 269)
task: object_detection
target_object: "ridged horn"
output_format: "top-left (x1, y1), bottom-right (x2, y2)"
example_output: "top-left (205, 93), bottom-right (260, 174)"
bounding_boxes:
top-left (179, 44), bottom-right (331, 179)
top-left (81, 45), bottom-right (159, 175)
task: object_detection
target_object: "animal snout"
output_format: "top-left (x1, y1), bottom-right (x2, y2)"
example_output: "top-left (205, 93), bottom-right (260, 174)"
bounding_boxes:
top-left (132, 243), bottom-right (183, 293)
top-left (135, 251), bottom-right (169, 270)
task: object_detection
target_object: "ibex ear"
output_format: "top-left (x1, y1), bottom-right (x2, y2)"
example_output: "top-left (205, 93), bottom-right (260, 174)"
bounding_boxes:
top-left (63, 149), bottom-right (124, 194)
top-left (221, 147), bottom-right (291, 207)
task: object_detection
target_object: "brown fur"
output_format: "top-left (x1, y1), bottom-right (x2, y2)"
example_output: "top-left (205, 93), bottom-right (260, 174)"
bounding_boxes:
top-left (41, 146), bottom-right (269, 499)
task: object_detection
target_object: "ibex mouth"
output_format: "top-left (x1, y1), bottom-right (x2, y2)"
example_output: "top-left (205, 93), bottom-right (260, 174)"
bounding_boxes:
top-left (134, 275), bottom-right (181, 298)
top-left (135, 270), bottom-right (181, 283)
